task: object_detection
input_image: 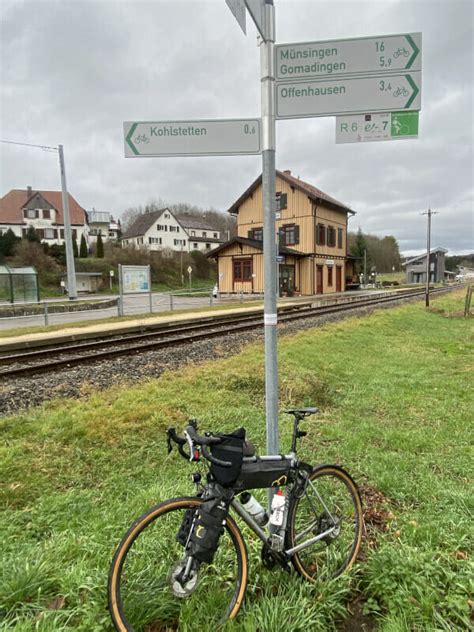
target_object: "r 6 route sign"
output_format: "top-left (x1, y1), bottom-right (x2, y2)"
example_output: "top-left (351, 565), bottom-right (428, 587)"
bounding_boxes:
top-left (124, 119), bottom-right (261, 157)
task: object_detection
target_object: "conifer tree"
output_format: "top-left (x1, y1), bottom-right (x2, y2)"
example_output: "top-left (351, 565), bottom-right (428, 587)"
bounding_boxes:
top-left (96, 232), bottom-right (104, 258)
top-left (80, 234), bottom-right (88, 258)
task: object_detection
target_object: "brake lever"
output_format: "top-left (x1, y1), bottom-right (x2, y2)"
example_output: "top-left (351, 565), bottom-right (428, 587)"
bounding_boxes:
top-left (183, 429), bottom-right (194, 463)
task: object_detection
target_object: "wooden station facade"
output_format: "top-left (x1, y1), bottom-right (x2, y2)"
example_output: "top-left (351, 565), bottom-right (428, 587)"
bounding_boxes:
top-left (208, 170), bottom-right (356, 296)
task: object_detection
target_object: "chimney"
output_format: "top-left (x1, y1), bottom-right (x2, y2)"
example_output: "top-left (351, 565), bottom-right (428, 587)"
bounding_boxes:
top-left (27, 185), bottom-right (33, 198)
top-left (284, 170), bottom-right (291, 176)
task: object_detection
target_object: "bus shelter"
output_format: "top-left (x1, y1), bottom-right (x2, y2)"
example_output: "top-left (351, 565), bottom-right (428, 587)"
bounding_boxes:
top-left (0, 265), bottom-right (40, 303)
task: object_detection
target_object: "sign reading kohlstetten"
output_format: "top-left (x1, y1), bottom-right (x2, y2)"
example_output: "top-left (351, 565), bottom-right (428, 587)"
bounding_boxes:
top-left (124, 119), bottom-right (261, 157)
top-left (276, 33), bottom-right (421, 81)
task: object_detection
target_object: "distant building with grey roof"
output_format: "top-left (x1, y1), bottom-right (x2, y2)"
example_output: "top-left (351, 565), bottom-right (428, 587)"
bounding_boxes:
top-left (121, 208), bottom-right (223, 253)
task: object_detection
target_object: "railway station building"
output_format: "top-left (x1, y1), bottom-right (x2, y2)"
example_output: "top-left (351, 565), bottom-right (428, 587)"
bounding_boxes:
top-left (208, 170), bottom-right (356, 296)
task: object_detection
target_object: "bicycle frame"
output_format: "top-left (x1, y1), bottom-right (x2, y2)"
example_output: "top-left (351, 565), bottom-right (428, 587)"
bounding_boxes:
top-left (228, 456), bottom-right (338, 559)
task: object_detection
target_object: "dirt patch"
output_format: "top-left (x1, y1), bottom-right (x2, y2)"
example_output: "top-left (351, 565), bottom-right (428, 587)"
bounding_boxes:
top-left (359, 485), bottom-right (396, 551)
top-left (337, 596), bottom-right (378, 632)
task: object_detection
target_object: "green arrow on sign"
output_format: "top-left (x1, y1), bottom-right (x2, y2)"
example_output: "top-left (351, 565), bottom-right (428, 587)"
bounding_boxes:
top-left (405, 34), bottom-right (420, 70)
top-left (405, 75), bottom-right (420, 108)
top-left (125, 123), bottom-right (139, 155)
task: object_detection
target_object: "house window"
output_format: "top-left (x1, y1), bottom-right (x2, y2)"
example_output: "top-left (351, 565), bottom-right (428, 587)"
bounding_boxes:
top-left (327, 266), bottom-right (333, 286)
top-left (44, 228), bottom-right (56, 239)
top-left (202, 232), bottom-right (207, 238)
top-left (24, 209), bottom-right (38, 219)
top-left (72, 229), bottom-right (77, 240)
top-left (275, 192), bottom-right (287, 211)
top-left (249, 227), bottom-right (263, 241)
top-left (327, 226), bottom-right (336, 247)
top-left (193, 243), bottom-right (198, 249)
top-left (191, 231), bottom-right (196, 236)
top-left (280, 224), bottom-right (299, 246)
top-left (337, 227), bottom-right (343, 249)
top-left (170, 226), bottom-right (176, 232)
top-left (164, 213), bottom-right (170, 219)
top-left (213, 233), bottom-right (218, 239)
top-left (205, 243), bottom-right (211, 249)
top-left (233, 258), bottom-right (253, 282)
top-left (316, 223), bottom-right (326, 246)
top-left (149, 237), bottom-right (161, 244)
top-left (43, 209), bottom-right (51, 219)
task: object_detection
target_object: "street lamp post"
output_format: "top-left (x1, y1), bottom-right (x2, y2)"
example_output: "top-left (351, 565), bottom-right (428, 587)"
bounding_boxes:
top-left (421, 208), bottom-right (438, 307)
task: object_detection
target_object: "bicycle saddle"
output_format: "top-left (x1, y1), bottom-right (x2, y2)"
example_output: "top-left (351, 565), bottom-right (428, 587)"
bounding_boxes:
top-left (284, 407), bottom-right (319, 418)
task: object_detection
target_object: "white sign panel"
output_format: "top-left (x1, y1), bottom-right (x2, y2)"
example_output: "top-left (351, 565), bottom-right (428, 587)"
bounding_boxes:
top-left (121, 265), bottom-right (150, 294)
top-left (276, 73), bottom-right (421, 119)
top-left (124, 119), bottom-right (261, 157)
top-left (336, 111), bottom-right (419, 143)
top-left (276, 33), bottom-right (421, 81)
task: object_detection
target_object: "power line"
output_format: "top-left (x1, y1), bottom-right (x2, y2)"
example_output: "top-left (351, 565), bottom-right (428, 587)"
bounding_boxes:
top-left (0, 139), bottom-right (58, 152)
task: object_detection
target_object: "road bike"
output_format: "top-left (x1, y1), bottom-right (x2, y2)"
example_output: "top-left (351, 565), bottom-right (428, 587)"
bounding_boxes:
top-left (108, 408), bottom-right (363, 630)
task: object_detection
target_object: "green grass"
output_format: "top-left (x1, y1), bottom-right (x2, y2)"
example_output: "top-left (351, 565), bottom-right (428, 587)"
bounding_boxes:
top-left (1, 290), bottom-right (472, 630)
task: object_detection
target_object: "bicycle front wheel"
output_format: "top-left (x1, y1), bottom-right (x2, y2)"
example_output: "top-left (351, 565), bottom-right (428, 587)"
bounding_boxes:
top-left (287, 465), bottom-right (363, 581)
top-left (108, 496), bottom-right (248, 631)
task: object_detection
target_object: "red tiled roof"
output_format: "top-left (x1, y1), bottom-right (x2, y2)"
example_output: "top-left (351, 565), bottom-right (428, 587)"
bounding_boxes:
top-left (0, 189), bottom-right (87, 225)
top-left (227, 170), bottom-right (355, 215)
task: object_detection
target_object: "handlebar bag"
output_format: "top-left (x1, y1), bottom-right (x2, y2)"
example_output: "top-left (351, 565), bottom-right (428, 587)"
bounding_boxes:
top-left (234, 457), bottom-right (292, 491)
top-left (209, 427), bottom-right (245, 487)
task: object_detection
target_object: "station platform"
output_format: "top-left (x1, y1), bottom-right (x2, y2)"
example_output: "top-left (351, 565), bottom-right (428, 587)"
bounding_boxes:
top-left (0, 289), bottom-right (389, 353)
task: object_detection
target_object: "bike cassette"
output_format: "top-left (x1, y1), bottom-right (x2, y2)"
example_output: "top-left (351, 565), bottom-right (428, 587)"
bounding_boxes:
top-left (169, 560), bottom-right (199, 598)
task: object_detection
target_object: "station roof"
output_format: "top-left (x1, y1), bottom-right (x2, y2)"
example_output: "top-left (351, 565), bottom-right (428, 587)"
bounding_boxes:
top-left (206, 236), bottom-right (307, 258)
top-left (227, 170), bottom-right (356, 216)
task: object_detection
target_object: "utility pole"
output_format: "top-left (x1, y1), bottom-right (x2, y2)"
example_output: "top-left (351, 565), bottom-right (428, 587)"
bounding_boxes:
top-left (364, 249), bottom-right (367, 287)
top-left (260, 0), bottom-right (279, 458)
top-left (58, 144), bottom-right (78, 300)
top-left (421, 208), bottom-right (437, 307)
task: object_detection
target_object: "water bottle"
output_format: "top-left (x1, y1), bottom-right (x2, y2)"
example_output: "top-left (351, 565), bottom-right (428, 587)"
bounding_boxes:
top-left (239, 492), bottom-right (269, 527)
top-left (269, 489), bottom-right (285, 527)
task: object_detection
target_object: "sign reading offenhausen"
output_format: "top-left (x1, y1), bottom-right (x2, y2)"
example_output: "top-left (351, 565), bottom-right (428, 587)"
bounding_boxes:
top-left (276, 73), bottom-right (421, 119)
top-left (336, 111), bottom-right (419, 144)
top-left (276, 33), bottom-right (421, 81)
top-left (124, 119), bottom-right (261, 157)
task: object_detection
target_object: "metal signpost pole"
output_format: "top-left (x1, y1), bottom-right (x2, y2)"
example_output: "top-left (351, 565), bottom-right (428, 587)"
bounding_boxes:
top-left (148, 265), bottom-right (153, 313)
top-left (422, 208), bottom-right (436, 307)
top-left (58, 145), bottom-right (77, 300)
top-left (118, 263), bottom-right (124, 316)
top-left (260, 0), bottom-right (279, 458)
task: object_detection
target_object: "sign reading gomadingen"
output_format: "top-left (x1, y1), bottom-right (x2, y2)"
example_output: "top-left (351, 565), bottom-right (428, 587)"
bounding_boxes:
top-left (276, 33), bottom-right (421, 81)
top-left (124, 119), bottom-right (261, 157)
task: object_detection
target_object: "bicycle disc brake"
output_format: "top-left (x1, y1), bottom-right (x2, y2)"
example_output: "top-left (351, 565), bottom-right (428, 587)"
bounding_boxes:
top-left (169, 559), bottom-right (199, 598)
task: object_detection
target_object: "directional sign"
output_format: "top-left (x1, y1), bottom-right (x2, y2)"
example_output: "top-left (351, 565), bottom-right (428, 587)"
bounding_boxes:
top-left (276, 33), bottom-right (421, 81)
top-left (245, 0), bottom-right (266, 40)
top-left (276, 73), bottom-right (421, 119)
top-left (124, 119), bottom-right (261, 157)
top-left (336, 111), bottom-right (419, 143)
top-left (225, 0), bottom-right (246, 34)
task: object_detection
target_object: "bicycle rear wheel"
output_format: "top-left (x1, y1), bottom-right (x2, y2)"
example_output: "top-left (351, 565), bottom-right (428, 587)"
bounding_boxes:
top-left (108, 496), bottom-right (248, 631)
top-left (287, 465), bottom-right (363, 581)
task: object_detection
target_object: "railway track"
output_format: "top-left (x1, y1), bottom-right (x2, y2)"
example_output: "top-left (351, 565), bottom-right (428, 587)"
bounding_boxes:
top-left (0, 286), bottom-right (455, 379)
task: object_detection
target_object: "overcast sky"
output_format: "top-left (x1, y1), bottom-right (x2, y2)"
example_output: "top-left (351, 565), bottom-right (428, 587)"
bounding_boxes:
top-left (1, 0), bottom-right (472, 255)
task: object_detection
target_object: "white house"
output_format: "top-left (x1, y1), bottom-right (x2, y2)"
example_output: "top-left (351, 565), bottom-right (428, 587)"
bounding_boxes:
top-left (121, 208), bottom-right (223, 253)
top-left (87, 210), bottom-right (121, 244)
top-left (0, 186), bottom-right (89, 246)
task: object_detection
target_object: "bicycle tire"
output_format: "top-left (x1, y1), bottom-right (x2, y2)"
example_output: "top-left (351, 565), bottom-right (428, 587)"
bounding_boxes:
top-left (108, 496), bottom-right (248, 631)
top-left (287, 465), bottom-right (363, 581)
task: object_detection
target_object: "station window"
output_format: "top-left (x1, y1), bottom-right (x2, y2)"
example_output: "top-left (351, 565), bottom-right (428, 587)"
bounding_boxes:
top-left (327, 266), bottom-right (333, 286)
top-left (337, 227), bottom-right (343, 249)
top-left (233, 258), bottom-right (253, 282)
top-left (316, 223), bottom-right (326, 245)
top-left (327, 226), bottom-right (336, 248)
top-left (249, 227), bottom-right (263, 241)
top-left (280, 224), bottom-right (299, 246)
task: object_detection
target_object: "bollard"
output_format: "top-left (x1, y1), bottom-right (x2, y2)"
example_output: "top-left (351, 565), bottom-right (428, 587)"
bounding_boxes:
top-left (169, 293), bottom-right (174, 311)
top-left (44, 301), bottom-right (49, 326)
top-left (117, 296), bottom-right (123, 317)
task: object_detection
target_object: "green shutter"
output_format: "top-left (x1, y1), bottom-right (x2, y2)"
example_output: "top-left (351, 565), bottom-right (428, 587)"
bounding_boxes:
top-left (280, 193), bottom-right (287, 209)
top-left (294, 225), bottom-right (300, 244)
